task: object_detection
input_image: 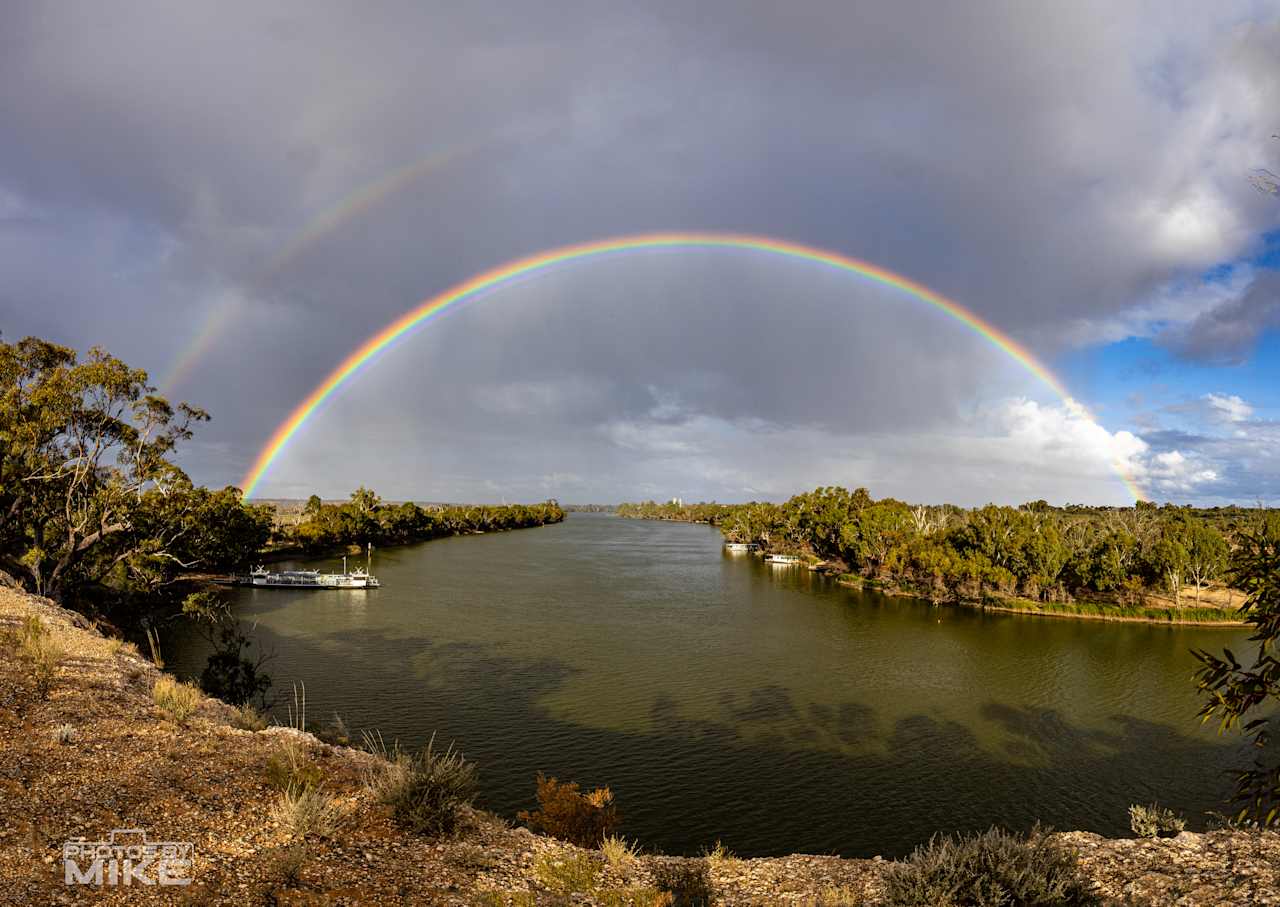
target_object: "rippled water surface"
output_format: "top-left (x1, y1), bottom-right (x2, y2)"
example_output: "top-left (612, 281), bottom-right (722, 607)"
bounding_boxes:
top-left (168, 513), bottom-right (1252, 857)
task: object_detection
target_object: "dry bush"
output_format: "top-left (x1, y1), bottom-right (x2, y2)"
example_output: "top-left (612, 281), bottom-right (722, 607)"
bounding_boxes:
top-left (518, 773), bottom-right (621, 847)
top-left (650, 859), bottom-right (714, 907)
top-left (600, 834), bottom-right (640, 869)
top-left (52, 723), bottom-right (76, 745)
top-left (272, 785), bottom-right (344, 840)
top-left (152, 675), bottom-right (202, 724)
top-left (597, 889), bottom-right (674, 907)
top-left (363, 731), bottom-right (478, 838)
top-left (803, 886), bottom-right (866, 906)
top-left (533, 851), bottom-right (601, 895)
top-left (882, 825), bottom-right (1099, 906)
top-left (1128, 803), bottom-right (1186, 838)
top-left (702, 840), bottom-right (736, 869)
top-left (267, 841), bottom-right (308, 886)
top-left (18, 616), bottom-right (65, 698)
top-left (230, 703), bottom-right (268, 732)
top-left (264, 738), bottom-right (324, 792)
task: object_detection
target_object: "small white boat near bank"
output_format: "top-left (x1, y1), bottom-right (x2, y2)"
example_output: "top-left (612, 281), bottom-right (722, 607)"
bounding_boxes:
top-left (244, 546), bottom-right (381, 589)
top-left (764, 553), bottom-right (802, 566)
top-left (724, 542), bottom-right (758, 553)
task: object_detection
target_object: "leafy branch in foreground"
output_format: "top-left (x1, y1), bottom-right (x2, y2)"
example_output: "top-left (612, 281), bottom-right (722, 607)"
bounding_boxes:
top-left (1193, 513), bottom-right (1280, 825)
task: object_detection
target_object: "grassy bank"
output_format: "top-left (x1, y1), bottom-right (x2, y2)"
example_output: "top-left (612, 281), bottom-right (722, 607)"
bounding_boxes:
top-left (835, 574), bottom-right (1244, 626)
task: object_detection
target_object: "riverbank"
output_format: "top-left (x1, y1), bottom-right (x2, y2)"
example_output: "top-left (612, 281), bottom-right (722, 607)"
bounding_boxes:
top-left (833, 574), bottom-right (1246, 627)
top-left (2, 586), bottom-right (1276, 905)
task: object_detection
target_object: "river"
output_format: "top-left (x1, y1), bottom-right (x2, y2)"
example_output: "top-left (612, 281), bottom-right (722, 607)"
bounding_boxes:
top-left (167, 512), bottom-right (1253, 857)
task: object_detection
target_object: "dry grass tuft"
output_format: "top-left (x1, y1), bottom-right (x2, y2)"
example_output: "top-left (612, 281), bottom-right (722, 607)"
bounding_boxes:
top-left (52, 723), bottom-right (76, 745)
top-left (264, 738), bottom-right (324, 792)
top-left (600, 834), bottom-right (640, 869)
top-left (533, 851), bottom-right (601, 894)
top-left (702, 839), bottom-right (737, 869)
top-left (363, 730), bottom-right (478, 838)
top-left (230, 702), bottom-right (268, 732)
top-left (18, 616), bottom-right (65, 698)
top-left (152, 675), bottom-right (202, 725)
top-left (272, 785), bottom-right (344, 840)
top-left (803, 884), bottom-right (867, 906)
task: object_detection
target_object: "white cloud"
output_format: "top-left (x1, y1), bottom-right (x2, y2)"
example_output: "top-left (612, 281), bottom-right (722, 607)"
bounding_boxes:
top-left (1202, 392), bottom-right (1253, 423)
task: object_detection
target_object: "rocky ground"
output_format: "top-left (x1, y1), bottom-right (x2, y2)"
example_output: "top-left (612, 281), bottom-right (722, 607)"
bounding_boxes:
top-left (0, 586), bottom-right (1276, 906)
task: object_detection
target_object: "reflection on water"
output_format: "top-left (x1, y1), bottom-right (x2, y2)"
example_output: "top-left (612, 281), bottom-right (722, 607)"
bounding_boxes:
top-left (167, 513), bottom-right (1251, 857)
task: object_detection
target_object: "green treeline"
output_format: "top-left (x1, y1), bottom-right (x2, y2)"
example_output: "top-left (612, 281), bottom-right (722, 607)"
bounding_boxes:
top-left (619, 489), bottom-right (1268, 616)
top-left (1, 336), bottom-right (276, 616)
top-left (0, 334), bottom-right (560, 624)
top-left (278, 488), bottom-right (565, 553)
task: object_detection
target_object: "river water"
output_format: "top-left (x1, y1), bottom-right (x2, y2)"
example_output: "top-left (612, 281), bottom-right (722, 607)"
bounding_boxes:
top-left (167, 512), bottom-right (1253, 857)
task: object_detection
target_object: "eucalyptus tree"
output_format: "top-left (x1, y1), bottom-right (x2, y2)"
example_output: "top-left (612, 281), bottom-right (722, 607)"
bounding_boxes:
top-left (1194, 514), bottom-right (1280, 825)
top-left (0, 336), bottom-right (255, 603)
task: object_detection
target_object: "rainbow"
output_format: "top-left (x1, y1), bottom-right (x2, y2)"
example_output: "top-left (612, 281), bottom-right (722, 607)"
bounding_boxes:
top-left (240, 232), bottom-right (1146, 501)
top-left (158, 142), bottom-right (484, 392)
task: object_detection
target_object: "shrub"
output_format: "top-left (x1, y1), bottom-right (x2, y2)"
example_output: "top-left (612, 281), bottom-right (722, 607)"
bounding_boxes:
top-left (518, 774), bottom-right (621, 847)
top-left (269, 841), bottom-right (308, 886)
top-left (702, 840), bottom-right (736, 869)
top-left (804, 886), bottom-right (865, 906)
top-left (152, 675), bottom-right (202, 724)
top-left (230, 703), bottom-right (268, 732)
top-left (367, 732), bottom-right (478, 838)
top-left (533, 851), bottom-right (601, 894)
top-left (882, 825), bottom-right (1099, 907)
top-left (18, 616), bottom-right (65, 698)
top-left (1128, 803), bottom-right (1186, 838)
top-left (650, 859), bottom-right (714, 907)
top-left (52, 723), bottom-right (76, 745)
top-left (447, 842), bottom-right (497, 872)
top-left (600, 834), bottom-right (640, 869)
top-left (264, 739), bottom-right (324, 792)
top-left (272, 785), bottom-right (343, 840)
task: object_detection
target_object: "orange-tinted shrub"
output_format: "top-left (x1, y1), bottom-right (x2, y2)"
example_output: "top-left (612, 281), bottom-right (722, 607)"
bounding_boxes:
top-left (517, 773), bottom-right (621, 847)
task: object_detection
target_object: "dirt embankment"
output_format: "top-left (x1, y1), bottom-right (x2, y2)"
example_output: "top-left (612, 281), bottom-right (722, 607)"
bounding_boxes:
top-left (0, 587), bottom-right (1275, 906)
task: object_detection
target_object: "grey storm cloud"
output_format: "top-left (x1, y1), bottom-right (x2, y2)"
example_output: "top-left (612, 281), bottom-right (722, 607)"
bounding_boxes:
top-left (2, 1), bottom-right (1279, 503)
top-left (1158, 271), bottom-right (1280, 365)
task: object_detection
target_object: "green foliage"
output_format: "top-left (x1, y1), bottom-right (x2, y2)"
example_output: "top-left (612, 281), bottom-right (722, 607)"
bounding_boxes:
top-left (184, 591), bottom-right (272, 707)
top-left (1127, 803), bottom-right (1186, 838)
top-left (0, 335), bottom-right (269, 612)
top-left (622, 489), bottom-right (1258, 613)
top-left (1193, 513), bottom-right (1280, 826)
top-left (369, 733), bottom-right (479, 838)
top-left (881, 825), bottom-right (1099, 906)
top-left (518, 773), bottom-right (622, 847)
top-left (284, 488), bottom-right (565, 553)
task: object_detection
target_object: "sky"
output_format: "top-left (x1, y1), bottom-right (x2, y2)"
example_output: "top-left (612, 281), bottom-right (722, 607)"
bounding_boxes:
top-left (3, 1), bottom-right (1279, 507)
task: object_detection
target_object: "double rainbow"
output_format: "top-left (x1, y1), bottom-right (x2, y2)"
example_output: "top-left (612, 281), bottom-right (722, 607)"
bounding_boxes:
top-left (240, 232), bottom-right (1144, 501)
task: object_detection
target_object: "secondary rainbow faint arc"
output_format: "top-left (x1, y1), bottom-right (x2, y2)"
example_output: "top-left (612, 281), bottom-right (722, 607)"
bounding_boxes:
top-left (240, 232), bottom-right (1146, 501)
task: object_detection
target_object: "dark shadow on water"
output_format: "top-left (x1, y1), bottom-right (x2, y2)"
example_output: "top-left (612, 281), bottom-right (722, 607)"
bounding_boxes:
top-left (166, 616), bottom-right (1249, 860)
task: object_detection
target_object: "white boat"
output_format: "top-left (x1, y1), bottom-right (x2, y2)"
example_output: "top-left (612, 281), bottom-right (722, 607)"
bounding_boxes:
top-left (723, 542), bottom-right (757, 553)
top-left (248, 548), bottom-right (381, 589)
top-left (764, 553), bottom-right (802, 565)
